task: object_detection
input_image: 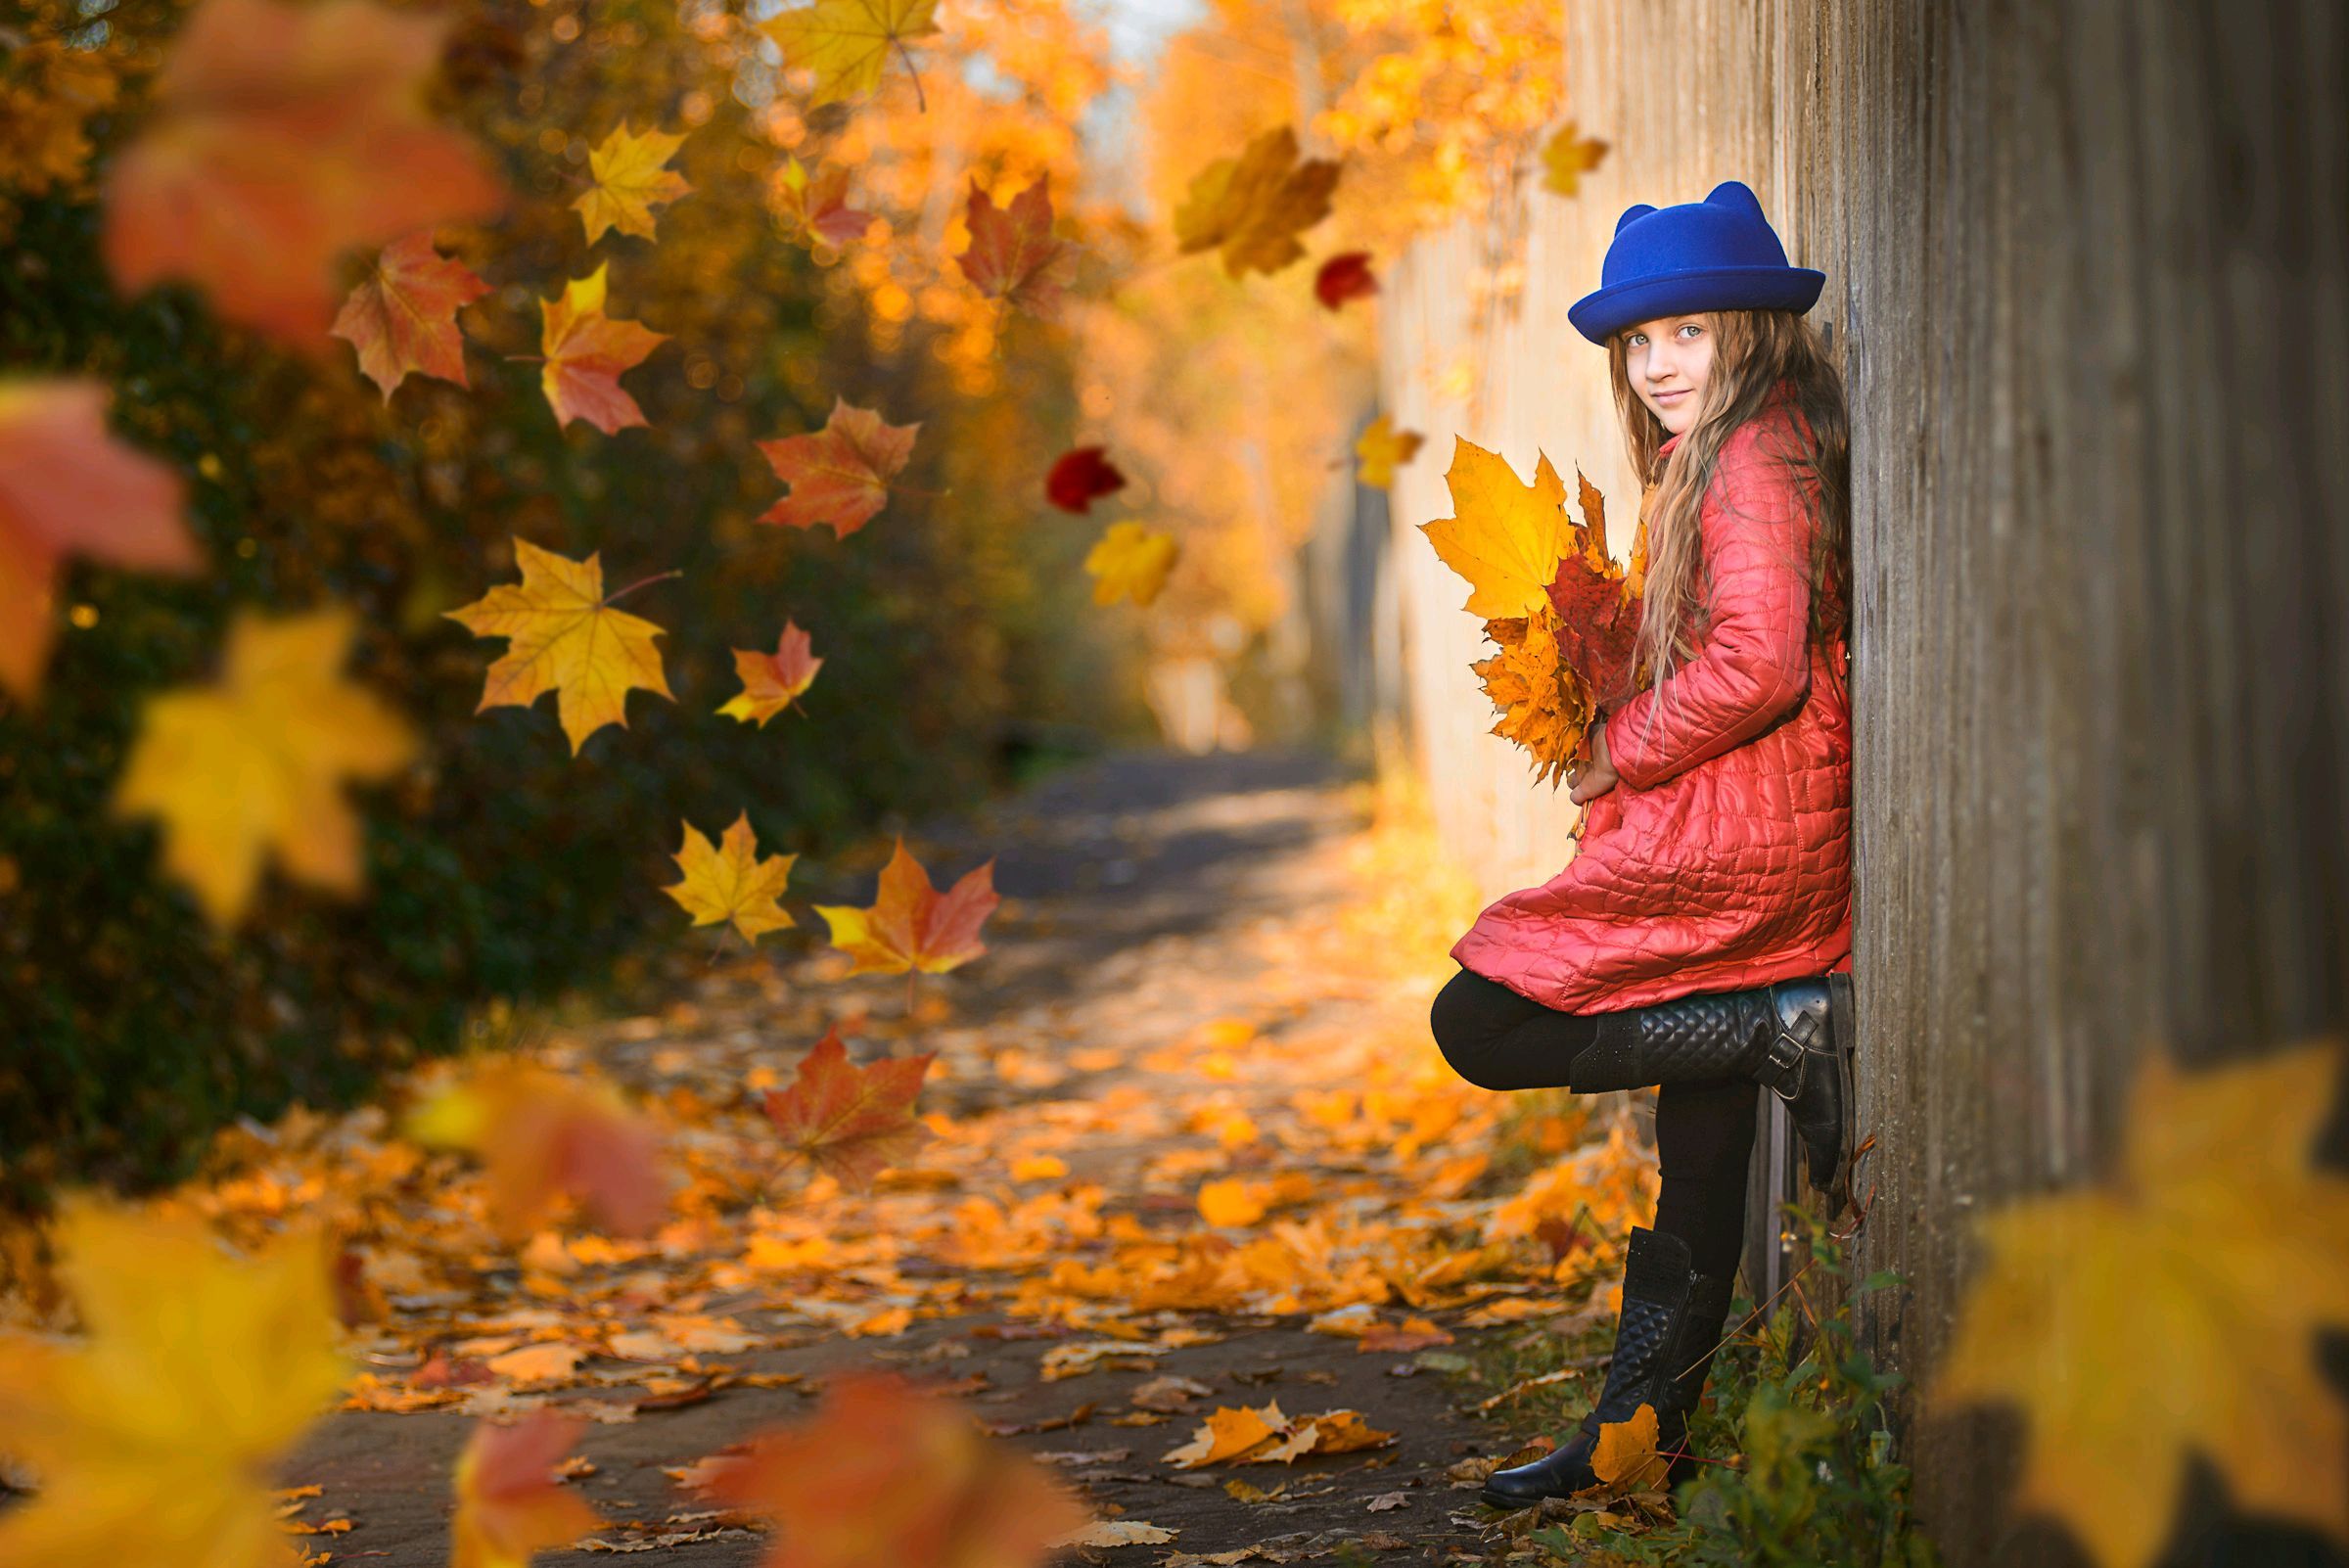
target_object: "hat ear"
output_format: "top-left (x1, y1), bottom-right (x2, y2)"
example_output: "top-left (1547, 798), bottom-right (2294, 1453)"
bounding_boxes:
top-left (1612, 203), bottom-right (1657, 236)
top-left (1704, 179), bottom-right (1766, 217)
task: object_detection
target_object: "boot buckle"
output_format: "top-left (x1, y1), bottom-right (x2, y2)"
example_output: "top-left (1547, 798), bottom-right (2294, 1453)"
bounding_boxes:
top-left (1761, 1024), bottom-right (1808, 1102)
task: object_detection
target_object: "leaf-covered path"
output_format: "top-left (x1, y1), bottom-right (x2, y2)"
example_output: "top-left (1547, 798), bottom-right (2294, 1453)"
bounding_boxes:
top-left (228, 746), bottom-right (1652, 1566)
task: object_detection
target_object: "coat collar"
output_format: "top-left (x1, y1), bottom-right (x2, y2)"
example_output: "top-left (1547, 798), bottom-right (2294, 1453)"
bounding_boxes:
top-left (1654, 375), bottom-right (1798, 459)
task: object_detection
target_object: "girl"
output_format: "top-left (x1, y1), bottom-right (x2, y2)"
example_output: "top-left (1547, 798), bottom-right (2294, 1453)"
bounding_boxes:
top-left (1426, 179), bottom-right (1858, 1509)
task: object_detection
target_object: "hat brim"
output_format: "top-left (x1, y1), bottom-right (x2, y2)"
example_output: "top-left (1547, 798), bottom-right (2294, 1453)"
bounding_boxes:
top-left (1568, 266), bottom-right (1826, 346)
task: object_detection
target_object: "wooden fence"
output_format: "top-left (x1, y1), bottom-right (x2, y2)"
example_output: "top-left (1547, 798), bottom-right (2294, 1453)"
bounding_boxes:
top-left (1345, 2), bottom-right (2348, 1560)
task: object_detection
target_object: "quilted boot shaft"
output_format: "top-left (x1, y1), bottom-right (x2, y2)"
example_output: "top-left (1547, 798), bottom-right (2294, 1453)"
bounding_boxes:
top-left (1564, 989), bottom-right (1779, 1092)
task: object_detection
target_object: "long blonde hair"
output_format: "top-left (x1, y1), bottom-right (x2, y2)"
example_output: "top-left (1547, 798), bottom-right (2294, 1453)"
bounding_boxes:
top-left (1605, 309), bottom-right (1850, 699)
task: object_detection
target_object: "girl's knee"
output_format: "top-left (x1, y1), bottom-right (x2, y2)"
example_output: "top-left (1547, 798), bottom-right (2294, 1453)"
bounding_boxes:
top-left (1429, 972), bottom-right (1510, 1091)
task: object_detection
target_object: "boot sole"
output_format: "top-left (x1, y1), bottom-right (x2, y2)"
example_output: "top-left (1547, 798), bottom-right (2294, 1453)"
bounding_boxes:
top-left (1819, 970), bottom-right (1858, 1207)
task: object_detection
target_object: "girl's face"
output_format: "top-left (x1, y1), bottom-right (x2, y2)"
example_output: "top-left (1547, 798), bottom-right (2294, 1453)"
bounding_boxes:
top-left (1622, 313), bottom-right (1713, 435)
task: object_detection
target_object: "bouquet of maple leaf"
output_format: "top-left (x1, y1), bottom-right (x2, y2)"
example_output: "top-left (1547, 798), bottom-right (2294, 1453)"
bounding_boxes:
top-left (1420, 439), bottom-right (1651, 790)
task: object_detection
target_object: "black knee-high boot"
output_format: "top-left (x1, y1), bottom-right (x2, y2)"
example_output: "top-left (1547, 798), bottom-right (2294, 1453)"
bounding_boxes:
top-left (1479, 1225), bottom-right (1736, 1508)
top-left (1563, 972), bottom-right (1858, 1204)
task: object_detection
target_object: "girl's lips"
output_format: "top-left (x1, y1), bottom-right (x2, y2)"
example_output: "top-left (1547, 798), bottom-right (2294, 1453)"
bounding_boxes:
top-left (1653, 389), bottom-right (1690, 404)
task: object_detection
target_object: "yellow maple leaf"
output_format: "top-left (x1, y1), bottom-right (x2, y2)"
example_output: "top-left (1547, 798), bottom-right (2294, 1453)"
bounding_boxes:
top-left (1173, 124), bottom-right (1340, 278)
top-left (1083, 520), bottom-right (1179, 607)
top-left (1926, 1038), bottom-right (2349, 1568)
top-left (0, 1200), bottom-right (349, 1568)
top-left (1420, 436), bottom-right (1570, 620)
top-left (1354, 415), bottom-right (1424, 489)
top-left (1540, 120), bottom-right (1610, 198)
top-left (444, 537), bottom-right (675, 756)
top-left (573, 121), bottom-right (692, 245)
top-left (1589, 1402), bottom-right (1669, 1490)
top-left (665, 811), bottom-right (798, 945)
top-left (758, 0), bottom-right (943, 108)
top-left (112, 605), bottom-right (416, 927)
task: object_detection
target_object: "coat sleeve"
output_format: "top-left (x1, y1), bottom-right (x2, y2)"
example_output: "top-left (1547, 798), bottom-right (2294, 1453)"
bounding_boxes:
top-left (1602, 427), bottom-right (1817, 791)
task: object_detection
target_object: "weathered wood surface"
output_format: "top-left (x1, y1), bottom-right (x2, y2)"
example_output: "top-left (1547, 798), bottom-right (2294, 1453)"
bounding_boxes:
top-left (1372, 2), bottom-right (2349, 1560)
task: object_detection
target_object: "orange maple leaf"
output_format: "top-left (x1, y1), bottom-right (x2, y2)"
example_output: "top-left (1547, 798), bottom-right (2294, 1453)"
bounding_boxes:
top-left (1589, 1402), bottom-right (1670, 1491)
top-left (0, 377), bottom-right (197, 701)
top-left (775, 157), bottom-right (873, 252)
top-left (405, 1059), bottom-right (668, 1241)
top-left (956, 173), bottom-right (1074, 319)
top-left (708, 1371), bottom-right (1088, 1568)
top-left (331, 229), bottom-right (490, 401)
top-left (99, 0), bottom-right (504, 347)
top-left (760, 1023), bottom-right (936, 1190)
top-left (450, 1411), bottom-right (601, 1568)
top-left (538, 263), bottom-right (668, 435)
top-left (756, 396), bottom-right (921, 536)
top-left (717, 621), bottom-right (824, 726)
top-left (811, 836), bottom-right (998, 977)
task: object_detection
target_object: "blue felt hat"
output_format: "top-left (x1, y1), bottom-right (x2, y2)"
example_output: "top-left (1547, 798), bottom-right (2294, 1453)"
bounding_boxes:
top-left (1568, 179), bottom-right (1823, 346)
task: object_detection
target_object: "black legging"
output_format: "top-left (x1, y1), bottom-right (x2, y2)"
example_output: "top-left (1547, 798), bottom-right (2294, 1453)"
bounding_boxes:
top-left (1429, 965), bottom-right (1757, 1293)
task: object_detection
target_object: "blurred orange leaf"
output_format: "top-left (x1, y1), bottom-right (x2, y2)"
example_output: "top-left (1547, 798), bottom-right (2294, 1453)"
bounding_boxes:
top-left (1926, 1038), bottom-right (2349, 1568)
top-left (98, 0), bottom-right (503, 346)
top-left (443, 537), bottom-right (675, 757)
top-left (760, 1023), bottom-right (936, 1190)
top-left (707, 1370), bottom-right (1087, 1568)
top-left (537, 262), bottom-right (668, 434)
top-left (1540, 120), bottom-right (1610, 198)
top-left (0, 376), bottom-right (197, 701)
top-left (757, 396), bottom-right (920, 537)
top-left (717, 621), bottom-right (823, 726)
top-left (775, 157), bottom-right (874, 252)
top-left (956, 173), bottom-right (1073, 319)
top-left (112, 605), bottom-right (417, 927)
top-left (406, 1059), bottom-right (668, 1241)
top-left (0, 1201), bottom-right (348, 1568)
top-left (811, 836), bottom-right (998, 977)
top-left (1353, 415), bottom-right (1422, 489)
top-left (574, 121), bottom-right (693, 245)
top-left (450, 1411), bottom-right (601, 1568)
top-left (1173, 124), bottom-right (1338, 278)
top-left (665, 811), bottom-right (798, 946)
top-left (331, 229), bottom-right (490, 401)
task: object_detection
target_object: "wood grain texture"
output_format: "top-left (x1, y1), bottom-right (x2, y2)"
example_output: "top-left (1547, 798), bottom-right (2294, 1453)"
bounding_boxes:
top-left (1380, 3), bottom-right (2348, 1559)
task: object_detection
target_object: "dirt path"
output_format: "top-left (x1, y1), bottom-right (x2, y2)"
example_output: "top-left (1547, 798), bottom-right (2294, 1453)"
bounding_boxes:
top-left (260, 744), bottom-right (1639, 1567)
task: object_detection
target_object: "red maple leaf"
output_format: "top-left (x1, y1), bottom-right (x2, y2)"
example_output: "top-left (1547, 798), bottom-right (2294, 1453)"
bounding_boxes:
top-left (760, 1023), bottom-right (936, 1190)
top-left (757, 397), bottom-right (921, 536)
top-left (332, 228), bottom-right (490, 401)
top-left (1314, 252), bottom-right (1377, 309)
top-left (955, 174), bottom-right (1074, 319)
top-left (1044, 445), bottom-right (1127, 514)
top-left (1543, 466), bottom-right (1647, 709)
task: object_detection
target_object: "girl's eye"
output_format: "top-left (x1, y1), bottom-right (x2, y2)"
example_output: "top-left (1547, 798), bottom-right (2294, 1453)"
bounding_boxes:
top-left (1679, 323), bottom-right (1703, 338)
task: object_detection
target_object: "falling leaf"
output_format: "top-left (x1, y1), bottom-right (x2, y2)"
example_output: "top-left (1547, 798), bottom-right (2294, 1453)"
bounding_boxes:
top-left (113, 605), bottom-right (417, 928)
top-left (1590, 1403), bottom-right (1668, 1490)
top-left (708, 1370), bottom-right (1088, 1568)
top-left (1926, 1038), bottom-right (2349, 1568)
top-left (1421, 436), bottom-right (1575, 620)
top-left (1540, 120), bottom-right (1610, 198)
top-left (443, 537), bottom-right (675, 757)
top-left (99, 0), bottom-right (503, 346)
top-left (1173, 125), bottom-right (1339, 278)
top-left (811, 836), bottom-right (998, 977)
top-left (405, 1059), bottom-right (668, 1241)
top-left (1045, 445), bottom-right (1127, 514)
top-left (451, 1411), bottom-right (602, 1568)
top-left (1353, 415), bottom-right (1423, 489)
top-left (1083, 520), bottom-right (1178, 607)
top-left (538, 263), bottom-right (668, 434)
top-left (331, 229), bottom-right (490, 401)
top-left (775, 157), bottom-right (873, 251)
top-left (0, 376), bottom-right (197, 701)
top-left (716, 621), bottom-right (823, 726)
top-left (574, 121), bottom-right (692, 245)
top-left (756, 0), bottom-right (943, 108)
top-left (0, 1200), bottom-right (349, 1568)
top-left (956, 173), bottom-right (1074, 319)
top-left (760, 1024), bottom-right (935, 1189)
top-left (1313, 252), bottom-right (1376, 309)
top-left (665, 811), bottom-right (798, 946)
top-left (757, 396), bottom-right (921, 537)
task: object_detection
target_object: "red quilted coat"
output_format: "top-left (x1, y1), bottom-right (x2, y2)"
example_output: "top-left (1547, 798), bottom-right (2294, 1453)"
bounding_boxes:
top-left (1449, 379), bottom-right (1853, 1014)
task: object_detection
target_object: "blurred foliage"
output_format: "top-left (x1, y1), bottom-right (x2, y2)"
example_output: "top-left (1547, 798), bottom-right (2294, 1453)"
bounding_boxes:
top-left (0, 0), bottom-right (1140, 1206)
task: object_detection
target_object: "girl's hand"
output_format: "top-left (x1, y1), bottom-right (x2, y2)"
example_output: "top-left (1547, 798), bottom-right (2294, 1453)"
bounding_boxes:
top-left (1568, 714), bottom-right (1620, 805)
